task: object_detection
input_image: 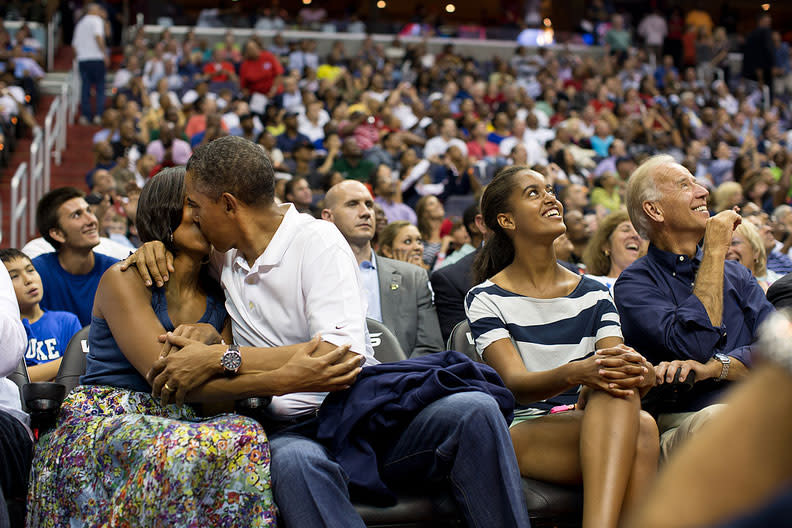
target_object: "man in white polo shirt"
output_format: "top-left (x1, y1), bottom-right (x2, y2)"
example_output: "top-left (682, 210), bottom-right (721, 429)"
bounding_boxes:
top-left (127, 137), bottom-right (530, 528)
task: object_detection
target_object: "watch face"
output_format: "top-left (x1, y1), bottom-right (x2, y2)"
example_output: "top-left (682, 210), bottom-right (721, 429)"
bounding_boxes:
top-left (222, 351), bottom-right (242, 371)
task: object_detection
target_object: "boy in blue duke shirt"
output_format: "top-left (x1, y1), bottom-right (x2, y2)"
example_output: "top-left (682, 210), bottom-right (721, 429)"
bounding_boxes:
top-left (0, 249), bottom-right (82, 382)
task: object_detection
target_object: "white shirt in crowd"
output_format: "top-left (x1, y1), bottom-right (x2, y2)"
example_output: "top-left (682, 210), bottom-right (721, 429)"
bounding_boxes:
top-left (423, 136), bottom-right (468, 160)
top-left (499, 135), bottom-right (548, 166)
top-left (0, 265), bottom-right (31, 430)
top-left (215, 204), bottom-right (378, 418)
top-left (72, 13), bottom-right (105, 62)
top-left (637, 14), bottom-right (668, 47)
top-left (22, 237), bottom-right (132, 261)
top-left (298, 110), bottom-right (330, 143)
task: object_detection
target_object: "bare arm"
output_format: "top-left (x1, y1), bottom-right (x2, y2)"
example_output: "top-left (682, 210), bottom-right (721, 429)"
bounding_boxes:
top-left (482, 336), bottom-right (645, 405)
top-left (655, 356), bottom-right (749, 384)
top-left (27, 358), bottom-right (63, 382)
top-left (693, 209), bottom-right (741, 327)
top-left (150, 336), bottom-right (363, 404)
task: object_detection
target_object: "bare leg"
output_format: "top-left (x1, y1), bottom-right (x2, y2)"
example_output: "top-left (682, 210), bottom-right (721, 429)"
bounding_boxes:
top-left (510, 390), bottom-right (652, 528)
top-left (621, 410), bottom-right (660, 517)
top-left (510, 410), bottom-right (584, 485)
top-left (579, 390), bottom-right (641, 528)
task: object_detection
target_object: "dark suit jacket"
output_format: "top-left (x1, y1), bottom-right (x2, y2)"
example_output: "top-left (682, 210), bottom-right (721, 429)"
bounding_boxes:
top-left (376, 256), bottom-right (444, 358)
top-left (430, 250), bottom-right (477, 343)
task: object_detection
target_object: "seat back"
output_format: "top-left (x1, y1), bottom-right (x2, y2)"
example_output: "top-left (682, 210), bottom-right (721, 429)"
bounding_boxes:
top-left (366, 318), bottom-right (407, 363)
top-left (55, 325), bottom-right (91, 395)
top-left (6, 358), bottom-right (30, 411)
top-left (446, 320), bottom-right (481, 363)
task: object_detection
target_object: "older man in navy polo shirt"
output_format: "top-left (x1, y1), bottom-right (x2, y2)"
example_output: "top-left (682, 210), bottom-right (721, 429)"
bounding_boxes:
top-left (614, 155), bottom-right (774, 460)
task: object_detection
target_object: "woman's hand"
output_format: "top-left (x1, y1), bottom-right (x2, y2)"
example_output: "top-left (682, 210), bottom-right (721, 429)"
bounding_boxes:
top-left (158, 323), bottom-right (224, 358)
top-left (119, 240), bottom-right (174, 287)
top-left (148, 335), bottom-right (224, 406)
top-left (390, 247), bottom-right (425, 268)
top-left (571, 345), bottom-right (648, 397)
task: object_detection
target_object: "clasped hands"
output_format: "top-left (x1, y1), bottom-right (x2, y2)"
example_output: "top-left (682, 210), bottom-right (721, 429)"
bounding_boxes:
top-left (577, 344), bottom-right (656, 403)
top-left (147, 323), bottom-right (226, 406)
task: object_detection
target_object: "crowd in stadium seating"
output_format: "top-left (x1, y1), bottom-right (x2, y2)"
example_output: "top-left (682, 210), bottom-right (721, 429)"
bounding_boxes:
top-left (4, 2), bottom-right (792, 527)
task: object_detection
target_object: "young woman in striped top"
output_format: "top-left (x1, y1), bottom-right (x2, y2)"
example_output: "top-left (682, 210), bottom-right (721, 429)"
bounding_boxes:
top-left (465, 166), bottom-right (658, 528)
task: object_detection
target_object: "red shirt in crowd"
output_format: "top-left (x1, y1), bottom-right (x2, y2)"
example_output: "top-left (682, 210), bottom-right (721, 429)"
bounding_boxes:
top-left (240, 51), bottom-right (284, 95)
top-left (466, 140), bottom-right (499, 160)
top-left (203, 61), bottom-right (236, 82)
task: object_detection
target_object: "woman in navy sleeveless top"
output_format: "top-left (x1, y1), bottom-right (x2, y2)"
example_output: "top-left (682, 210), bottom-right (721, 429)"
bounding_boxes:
top-left (28, 167), bottom-right (276, 527)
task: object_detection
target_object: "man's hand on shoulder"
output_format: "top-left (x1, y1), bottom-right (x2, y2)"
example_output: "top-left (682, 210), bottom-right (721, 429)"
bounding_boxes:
top-left (119, 240), bottom-right (174, 287)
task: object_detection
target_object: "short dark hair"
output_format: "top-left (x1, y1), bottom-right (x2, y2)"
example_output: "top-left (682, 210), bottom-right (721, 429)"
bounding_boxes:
top-left (462, 203), bottom-right (480, 239)
top-left (136, 167), bottom-right (185, 255)
top-left (284, 176), bottom-right (309, 199)
top-left (186, 136), bottom-right (274, 205)
top-left (36, 187), bottom-right (86, 250)
top-left (0, 248), bottom-right (31, 265)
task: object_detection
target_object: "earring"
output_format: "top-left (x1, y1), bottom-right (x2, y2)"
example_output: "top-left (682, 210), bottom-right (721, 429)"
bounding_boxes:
top-left (168, 231), bottom-right (174, 243)
top-left (604, 250), bottom-right (610, 256)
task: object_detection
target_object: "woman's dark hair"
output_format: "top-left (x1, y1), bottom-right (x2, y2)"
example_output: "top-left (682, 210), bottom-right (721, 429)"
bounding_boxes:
top-left (135, 166), bottom-right (222, 298)
top-left (472, 165), bottom-right (531, 284)
top-left (136, 166), bottom-right (185, 256)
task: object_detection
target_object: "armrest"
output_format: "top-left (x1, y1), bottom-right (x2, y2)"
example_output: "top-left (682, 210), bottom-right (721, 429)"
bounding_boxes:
top-left (22, 382), bottom-right (66, 435)
top-left (22, 382), bottom-right (66, 412)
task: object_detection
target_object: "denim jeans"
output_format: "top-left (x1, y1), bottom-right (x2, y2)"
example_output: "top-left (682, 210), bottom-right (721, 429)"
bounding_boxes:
top-left (78, 59), bottom-right (105, 120)
top-left (269, 391), bottom-right (531, 528)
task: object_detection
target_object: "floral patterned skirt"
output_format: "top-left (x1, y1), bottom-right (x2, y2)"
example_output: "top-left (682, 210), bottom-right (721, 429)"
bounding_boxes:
top-left (27, 385), bottom-right (277, 528)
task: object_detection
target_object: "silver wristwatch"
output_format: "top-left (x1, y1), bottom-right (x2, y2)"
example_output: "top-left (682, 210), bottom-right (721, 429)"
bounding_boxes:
top-left (221, 344), bottom-right (242, 375)
top-left (714, 353), bottom-right (731, 381)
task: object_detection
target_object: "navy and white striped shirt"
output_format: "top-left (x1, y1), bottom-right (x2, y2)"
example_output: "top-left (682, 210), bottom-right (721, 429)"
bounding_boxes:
top-left (465, 276), bottom-right (622, 410)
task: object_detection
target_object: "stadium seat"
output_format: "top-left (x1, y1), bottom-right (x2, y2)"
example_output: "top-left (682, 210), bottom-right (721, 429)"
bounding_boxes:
top-left (54, 325), bottom-right (90, 396)
top-left (366, 318), bottom-right (408, 363)
top-left (446, 319), bottom-right (584, 525)
top-left (446, 320), bottom-right (480, 363)
top-left (7, 359), bottom-right (29, 410)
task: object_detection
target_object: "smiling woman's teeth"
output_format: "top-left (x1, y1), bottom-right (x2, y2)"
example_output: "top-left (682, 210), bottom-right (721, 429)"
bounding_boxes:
top-left (694, 205), bottom-right (708, 212)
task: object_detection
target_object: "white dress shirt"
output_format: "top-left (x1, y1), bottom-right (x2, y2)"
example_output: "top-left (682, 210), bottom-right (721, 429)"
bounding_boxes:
top-left (218, 204), bottom-right (377, 418)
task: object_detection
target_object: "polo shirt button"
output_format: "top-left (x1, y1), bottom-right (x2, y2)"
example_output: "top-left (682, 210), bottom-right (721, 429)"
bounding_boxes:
top-left (672, 272), bottom-right (676, 276)
top-left (249, 301), bottom-right (254, 310)
top-left (679, 256), bottom-right (685, 261)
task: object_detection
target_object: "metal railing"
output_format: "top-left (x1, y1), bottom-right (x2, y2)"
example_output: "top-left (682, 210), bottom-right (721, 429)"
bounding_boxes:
top-left (8, 63), bottom-right (76, 248)
top-left (10, 163), bottom-right (29, 249)
top-left (28, 127), bottom-right (44, 235)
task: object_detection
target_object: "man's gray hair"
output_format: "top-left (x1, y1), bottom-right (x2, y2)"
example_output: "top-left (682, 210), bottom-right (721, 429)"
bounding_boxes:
top-left (773, 204), bottom-right (792, 222)
top-left (626, 154), bottom-right (675, 238)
